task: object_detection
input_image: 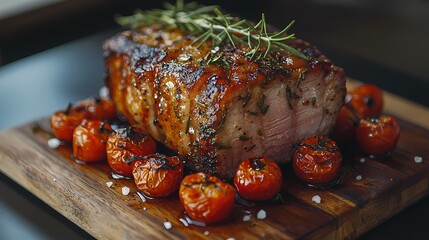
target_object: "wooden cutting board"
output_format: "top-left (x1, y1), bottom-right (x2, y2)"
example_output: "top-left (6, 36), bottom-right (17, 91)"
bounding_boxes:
top-left (0, 80), bottom-right (428, 239)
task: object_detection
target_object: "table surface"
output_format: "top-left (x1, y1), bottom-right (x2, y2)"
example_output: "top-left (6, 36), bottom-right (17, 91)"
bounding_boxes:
top-left (0, 1), bottom-right (428, 239)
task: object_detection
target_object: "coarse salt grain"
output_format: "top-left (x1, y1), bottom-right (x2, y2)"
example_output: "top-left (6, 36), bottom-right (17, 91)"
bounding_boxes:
top-left (226, 238), bottom-right (235, 240)
top-left (163, 221), bottom-right (172, 230)
top-left (312, 195), bottom-right (321, 204)
top-left (359, 158), bottom-right (366, 163)
top-left (203, 231), bottom-right (210, 236)
top-left (356, 175), bottom-right (362, 181)
top-left (414, 156), bottom-right (423, 163)
top-left (106, 181), bottom-right (113, 188)
top-left (143, 207), bottom-right (147, 211)
top-left (242, 215), bottom-right (251, 222)
top-left (48, 138), bottom-right (61, 149)
top-left (99, 86), bottom-right (110, 100)
top-left (256, 209), bottom-right (267, 220)
top-left (122, 186), bottom-right (130, 195)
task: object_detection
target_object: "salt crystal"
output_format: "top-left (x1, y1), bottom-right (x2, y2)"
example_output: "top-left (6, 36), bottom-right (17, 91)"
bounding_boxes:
top-left (242, 215), bottom-right (251, 222)
top-left (99, 86), bottom-right (110, 100)
top-left (226, 238), bottom-right (235, 240)
top-left (312, 195), bottom-right (321, 204)
top-left (203, 231), bottom-right (210, 236)
top-left (122, 186), bottom-right (130, 195)
top-left (163, 221), bottom-right (172, 230)
top-left (48, 138), bottom-right (61, 149)
top-left (359, 158), bottom-right (366, 163)
top-left (106, 181), bottom-right (113, 188)
top-left (256, 209), bottom-right (267, 220)
top-left (356, 175), bottom-right (362, 181)
top-left (178, 54), bottom-right (190, 62)
top-left (143, 207), bottom-right (147, 211)
top-left (414, 156), bottom-right (423, 163)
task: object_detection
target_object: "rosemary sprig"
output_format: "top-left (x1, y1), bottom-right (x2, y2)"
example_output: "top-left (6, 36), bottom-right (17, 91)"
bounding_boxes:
top-left (116, 0), bottom-right (308, 61)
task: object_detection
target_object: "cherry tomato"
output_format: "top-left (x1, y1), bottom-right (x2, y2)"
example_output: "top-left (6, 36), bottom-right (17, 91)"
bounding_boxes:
top-left (293, 136), bottom-right (342, 184)
top-left (50, 98), bottom-right (116, 141)
top-left (73, 120), bottom-right (112, 162)
top-left (51, 104), bottom-right (86, 142)
top-left (233, 156), bottom-right (282, 201)
top-left (106, 127), bottom-right (156, 177)
top-left (356, 116), bottom-right (400, 155)
top-left (73, 97), bottom-right (117, 121)
top-left (332, 105), bottom-right (359, 144)
top-left (347, 84), bottom-right (383, 118)
top-left (132, 154), bottom-right (184, 198)
top-left (179, 173), bottom-right (236, 224)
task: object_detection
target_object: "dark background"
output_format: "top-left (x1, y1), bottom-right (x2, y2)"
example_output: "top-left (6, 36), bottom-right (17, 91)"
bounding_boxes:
top-left (0, 0), bottom-right (428, 239)
top-left (1, 0), bottom-right (428, 106)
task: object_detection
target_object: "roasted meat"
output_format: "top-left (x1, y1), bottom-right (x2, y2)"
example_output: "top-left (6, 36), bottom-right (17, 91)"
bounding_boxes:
top-left (103, 26), bottom-right (346, 179)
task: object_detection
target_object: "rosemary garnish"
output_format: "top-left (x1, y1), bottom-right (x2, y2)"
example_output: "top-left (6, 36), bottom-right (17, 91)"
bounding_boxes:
top-left (257, 93), bottom-right (269, 115)
top-left (239, 134), bottom-right (250, 141)
top-left (194, 98), bottom-right (206, 107)
top-left (239, 93), bottom-right (252, 107)
top-left (116, 0), bottom-right (308, 61)
top-left (286, 85), bottom-right (294, 109)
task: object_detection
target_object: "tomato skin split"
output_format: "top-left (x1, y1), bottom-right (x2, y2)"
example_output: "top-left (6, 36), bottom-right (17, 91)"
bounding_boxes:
top-left (106, 127), bottom-right (156, 177)
top-left (132, 154), bottom-right (184, 198)
top-left (179, 173), bottom-right (236, 224)
top-left (293, 136), bottom-right (342, 184)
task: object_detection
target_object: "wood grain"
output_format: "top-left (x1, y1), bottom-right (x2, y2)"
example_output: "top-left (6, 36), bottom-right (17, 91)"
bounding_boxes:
top-left (0, 80), bottom-right (428, 239)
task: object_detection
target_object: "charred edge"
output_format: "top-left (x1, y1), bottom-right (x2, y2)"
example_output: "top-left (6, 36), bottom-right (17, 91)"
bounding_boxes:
top-left (297, 136), bottom-right (339, 153)
top-left (199, 123), bottom-right (216, 138)
top-left (249, 157), bottom-right (266, 171)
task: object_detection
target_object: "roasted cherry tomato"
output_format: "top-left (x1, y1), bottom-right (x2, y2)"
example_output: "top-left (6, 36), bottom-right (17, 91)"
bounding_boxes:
top-left (179, 173), bottom-right (236, 224)
top-left (73, 97), bottom-right (117, 122)
top-left (106, 127), bottom-right (156, 177)
top-left (50, 97), bottom-right (116, 141)
top-left (356, 116), bottom-right (400, 155)
top-left (73, 120), bottom-right (112, 162)
top-left (233, 156), bottom-right (282, 201)
top-left (332, 105), bottom-right (359, 144)
top-left (132, 153), bottom-right (184, 198)
top-left (347, 84), bottom-right (383, 118)
top-left (51, 104), bottom-right (86, 142)
top-left (293, 136), bottom-right (342, 184)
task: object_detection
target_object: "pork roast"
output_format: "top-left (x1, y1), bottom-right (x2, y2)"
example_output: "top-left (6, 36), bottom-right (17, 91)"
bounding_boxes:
top-left (103, 26), bottom-right (346, 179)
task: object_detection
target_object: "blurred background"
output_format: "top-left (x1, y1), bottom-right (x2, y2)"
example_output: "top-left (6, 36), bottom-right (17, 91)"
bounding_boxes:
top-left (0, 0), bottom-right (428, 239)
top-left (1, 0), bottom-right (429, 89)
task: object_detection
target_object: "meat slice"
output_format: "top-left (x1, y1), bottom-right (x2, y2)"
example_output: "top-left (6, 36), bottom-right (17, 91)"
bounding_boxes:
top-left (103, 26), bottom-right (346, 179)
